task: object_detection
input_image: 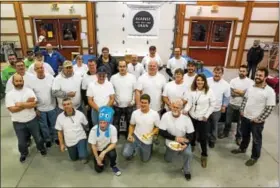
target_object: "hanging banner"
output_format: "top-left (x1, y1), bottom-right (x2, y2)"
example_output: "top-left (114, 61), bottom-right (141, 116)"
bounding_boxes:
top-left (127, 3), bottom-right (161, 38)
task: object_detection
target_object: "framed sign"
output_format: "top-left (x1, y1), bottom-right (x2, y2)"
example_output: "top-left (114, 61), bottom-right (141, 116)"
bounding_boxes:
top-left (127, 3), bottom-right (160, 38)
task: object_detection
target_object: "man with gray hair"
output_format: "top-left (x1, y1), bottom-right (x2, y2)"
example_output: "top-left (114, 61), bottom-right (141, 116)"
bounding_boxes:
top-left (127, 54), bottom-right (145, 79)
top-left (159, 99), bottom-right (194, 181)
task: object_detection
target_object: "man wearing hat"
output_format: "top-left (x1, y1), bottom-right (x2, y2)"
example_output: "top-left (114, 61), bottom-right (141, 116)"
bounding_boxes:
top-left (247, 40), bottom-right (264, 80)
top-left (52, 60), bottom-right (82, 116)
top-left (87, 66), bottom-right (115, 127)
top-left (24, 51), bottom-right (35, 68)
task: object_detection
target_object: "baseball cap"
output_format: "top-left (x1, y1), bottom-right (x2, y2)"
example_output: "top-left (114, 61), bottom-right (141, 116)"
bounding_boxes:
top-left (63, 60), bottom-right (73, 68)
top-left (97, 66), bottom-right (107, 74)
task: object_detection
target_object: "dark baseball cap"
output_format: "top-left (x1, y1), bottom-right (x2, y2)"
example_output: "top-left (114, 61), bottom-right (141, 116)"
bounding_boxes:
top-left (97, 67), bottom-right (107, 74)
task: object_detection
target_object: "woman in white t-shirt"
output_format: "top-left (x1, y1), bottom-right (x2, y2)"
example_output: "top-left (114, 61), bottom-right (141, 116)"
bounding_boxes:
top-left (183, 74), bottom-right (216, 168)
top-left (73, 55), bottom-right (88, 77)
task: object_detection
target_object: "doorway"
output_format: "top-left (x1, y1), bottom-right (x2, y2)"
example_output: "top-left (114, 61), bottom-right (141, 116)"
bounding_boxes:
top-left (33, 18), bottom-right (81, 60)
top-left (188, 20), bottom-right (232, 66)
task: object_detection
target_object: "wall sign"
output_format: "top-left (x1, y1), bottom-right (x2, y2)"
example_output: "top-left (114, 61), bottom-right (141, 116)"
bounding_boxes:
top-left (127, 3), bottom-right (160, 38)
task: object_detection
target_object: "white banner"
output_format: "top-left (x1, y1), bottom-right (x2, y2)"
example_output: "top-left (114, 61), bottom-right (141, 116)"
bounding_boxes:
top-left (127, 3), bottom-right (161, 38)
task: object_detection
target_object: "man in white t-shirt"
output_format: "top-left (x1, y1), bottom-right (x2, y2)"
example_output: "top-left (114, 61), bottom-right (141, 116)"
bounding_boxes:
top-left (127, 54), bottom-right (145, 79)
top-left (136, 61), bottom-right (167, 113)
top-left (52, 60), bottom-right (83, 114)
top-left (87, 66), bottom-right (115, 127)
top-left (88, 106), bottom-right (121, 176)
top-left (55, 98), bottom-right (89, 163)
top-left (27, 52), bottom-right (55, 76)
top-left (166, 48), bottom-right (187, 81)
top-left (162, 68), bottom-right (188, 111)
top-left (159, 100), bottom-right (194, 181)
top-left (183, 61), bottom-right (197, 88)
top-left (141, 46), bottom-right (163, 71)
top-left (207, 66), bottom-right (230, 148)
top-left (111, 61), bottom-right (137, 138)
top-left (231, 67), bottom-right (275, 166)
top-left (5, 74), bottom-right (46, 163)
top-left (219, 65), bottom-right (254, 145)
top-left (5, 60), bottom-right (36, 93)
top-left (122, 94), bottom-right (160, 162)
top-left (33, 62), bottom-right (58, 147)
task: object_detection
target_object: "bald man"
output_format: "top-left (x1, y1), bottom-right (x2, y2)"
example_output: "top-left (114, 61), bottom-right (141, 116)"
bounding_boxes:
top-left (5, 74), bottom-right (46, 163)
top-left (127, 54), bottom-right (145, 79)
top-left (33, 62), bottom-right (57, 147)
top-left (34, 42), bottom-right (65, 76)
top-left (27, 51), bottom-right (55, 76)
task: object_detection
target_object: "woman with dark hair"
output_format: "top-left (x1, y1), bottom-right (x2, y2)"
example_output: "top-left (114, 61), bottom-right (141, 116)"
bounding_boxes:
top-left (183, 74), bottom-right (216, 168)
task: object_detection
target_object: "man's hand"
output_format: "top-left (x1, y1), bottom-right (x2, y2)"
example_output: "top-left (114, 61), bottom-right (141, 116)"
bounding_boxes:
top-left (136, 104), bottom-right (141, 109)
top-left (15, 102), bottom-right (24, 108)
top-left (96, 158), bottom-right (103, 166)
top-left (60, 144), bottom-right (65, 152)
top-left (176, 137), bottom-right (187, 144)
top-left (36, 110), bottom-right (40, 117)
top-left (252, 119), bottom-right (263, 124)
top-left (180, 143), bottom-right (188, 151)
top-left (94, 106), bottom-right (99, 112)
top-left (202, 116), bottom-right (208, 122)
top-left (240, 112), bottom-right (244, 117)
top-left (99, 151), bottom-right (106, 161)
top-left (27, 97), bottom-right (35, 102)
top-left (221, 106), bottom-right (226, 113)
top-left (67, 91), bottom-right (76, 98)
top-left (127, 135), bottom-right (134, 143)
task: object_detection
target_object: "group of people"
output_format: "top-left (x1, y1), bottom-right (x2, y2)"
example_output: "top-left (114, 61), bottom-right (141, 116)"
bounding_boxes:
top-left (2, 42), bottom-right (276, 181)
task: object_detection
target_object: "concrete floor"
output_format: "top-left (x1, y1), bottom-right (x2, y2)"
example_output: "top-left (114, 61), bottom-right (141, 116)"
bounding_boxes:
top-left (1, 68), bottom-right (279, 187)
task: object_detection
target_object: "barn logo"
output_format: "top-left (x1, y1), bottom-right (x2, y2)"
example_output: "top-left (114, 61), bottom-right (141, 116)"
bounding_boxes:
top-left (132, 11), bottom-right (154, 33)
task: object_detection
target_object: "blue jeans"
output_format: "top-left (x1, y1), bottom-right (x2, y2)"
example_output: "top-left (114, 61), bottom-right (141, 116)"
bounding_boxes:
top-left (91, 109), bottom-right (99, 127)
top-left (38, 108), bottom-right (58, 142)
top-left (67, 139), bottom-right (88, 161)
top-left (13, 117), bottom-right (46, 156)
top-left (208, 111), bottom-right (222, 143)
top-left (224, 104), bottom-right (242, 139)
top-left (122, 134), bottom-right (153, 162)
top-left (164, 145), bottom-right (192, 174)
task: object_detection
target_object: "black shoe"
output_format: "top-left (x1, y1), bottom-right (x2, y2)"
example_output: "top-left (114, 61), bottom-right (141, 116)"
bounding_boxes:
top-left (27, 139), bottom-right (32, 147)
top-left (231, 148), bottom-right (246, 154)
top-left (184, 173), bottom-right (191, 181)
top-left (208, 142), bottom-right (215, 148)
top-left (235, 138), bottom-right (242, 146)
top-left (54, 139), bottom-right (59, 146)
top-left (46, 141), bottom-right (52, 148)
top-left (218, 133), bottom-right (229, 139)
top-left (40, 150), bottom-right (47, 156)
top-left (245, 158), bottom-right (257, 166)
top-left (20, 155), bottom-right (27, 163)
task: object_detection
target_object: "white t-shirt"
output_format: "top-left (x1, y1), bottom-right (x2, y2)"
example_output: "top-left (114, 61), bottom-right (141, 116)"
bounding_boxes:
top-left (183, 73), bottom-right (196, 89)
top-left (141, 54), bottom-right (163, 71)
top-left (73, 64), bottom-right (88, 77)
top-left (207, 78), bottom-right (230, 112)
top-left (110, 73), bottom-right (137, 108)
top-left (81, 74), bottom-right (108, 90)
top-left (52, 74), bottom-right (82, 110)
top-left (159, 112), bottom-right (194, 149)
top-left (5, 72), bottom-right (36, 93)
top-left (127, 63), bottom-right (145, 79)
top-left (229, 77), bottom-right (254, 107)
top-left (5, 87), bottom-right (37, 123)
top-left (244, 85), bottom-right (276, 120)
top-left (88, 124), bottom-right (118, 151)
top-left (167, 57), bottom-right (187, 74)
top-left (27, 62), bottom-right (55, 76)
top-left (55, 110), bottom-right (88, 147)
top-left (136, 72), bottom-right (167, 111)
top-left (32, 74), bottom-right (56, 111)
top-left (130, 109), bottom-right (160, 145)
top-left (86, 81), bottom-right (115, 107)
top-left (162, 81), bottom-right (189, 111)
top-left (184, 88), bottom-right (216, 120)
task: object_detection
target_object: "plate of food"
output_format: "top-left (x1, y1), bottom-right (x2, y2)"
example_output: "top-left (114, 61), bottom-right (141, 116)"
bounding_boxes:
top-left (168, 141), bottom-right (183, 151)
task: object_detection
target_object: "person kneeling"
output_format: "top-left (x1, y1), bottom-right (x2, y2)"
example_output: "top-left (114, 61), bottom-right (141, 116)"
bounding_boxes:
top-left (88, 106), bottom-right (121, 176)
top-left (55, 98), bottom-right (89, 163)
top-left (159, 100), bottom-right (194, 181)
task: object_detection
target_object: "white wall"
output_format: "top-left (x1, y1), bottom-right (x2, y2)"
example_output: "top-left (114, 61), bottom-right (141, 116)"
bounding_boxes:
top-left (95, 2), bottom-right (176, 64)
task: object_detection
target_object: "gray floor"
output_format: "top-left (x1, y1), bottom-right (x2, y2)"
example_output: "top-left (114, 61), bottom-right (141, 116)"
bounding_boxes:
top-left (1, 68), bottom-right (279, 187)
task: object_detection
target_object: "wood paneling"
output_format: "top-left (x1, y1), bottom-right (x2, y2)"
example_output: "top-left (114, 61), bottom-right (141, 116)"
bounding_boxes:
top-left (226, 20), bottom-right (238, 68)
top-left (185, 17), bottom-right (238, 21)
top-left (23, 16), bottom-right (87, 20)
top-left (274, 24), bottom-right (279, 42)
top-left (174, 4), bottom-right (186, 49)
top-left (86, 2), bottom-right (96, 55)
top-left (235, 1), bottom-right (254, 68)
top-left (1, 17), bottom-right (16, 20)
top-left (253, 2), bottom-right (279, 8)
top-left (236, 35), bottom-right (275, 38)
top-left (195, 2), bottom-right (246, 7)
top-left (14, 2), bottom-right (28, 56)
top-left (1, 33), bottom-right (19, 36)
top-left (250, 20), bottom-right (278, 24)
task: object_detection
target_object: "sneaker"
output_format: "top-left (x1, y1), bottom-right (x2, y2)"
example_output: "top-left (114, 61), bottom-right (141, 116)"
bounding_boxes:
top-left (54, 139), bottom-right (59, 146)
top-left (46, 141), bottom-right (52, 148)
top-left (184, 173), bottom-right (191, 181)
top-left (231, 148), bottom-right (246, 154)
top-left (112, 166), bottom-right (121, 176)
top-left (19, 155), bottom-right (26, 163)
top-left (245, 159), bottom-right (257, 166)
top-left (40, 150), bottom-right (47, 156)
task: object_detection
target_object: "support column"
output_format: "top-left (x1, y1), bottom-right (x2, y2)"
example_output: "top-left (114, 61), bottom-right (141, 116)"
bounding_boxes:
top-left (174, 4), bottom-right (186, 49)
top-left (86, 2), bottom-right (97, 55)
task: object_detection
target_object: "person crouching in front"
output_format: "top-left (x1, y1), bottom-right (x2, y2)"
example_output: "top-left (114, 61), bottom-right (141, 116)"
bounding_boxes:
top-left (55, 98), bottom-right (89, 163)
top-left (88, 106), bottom-right (121, 176)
